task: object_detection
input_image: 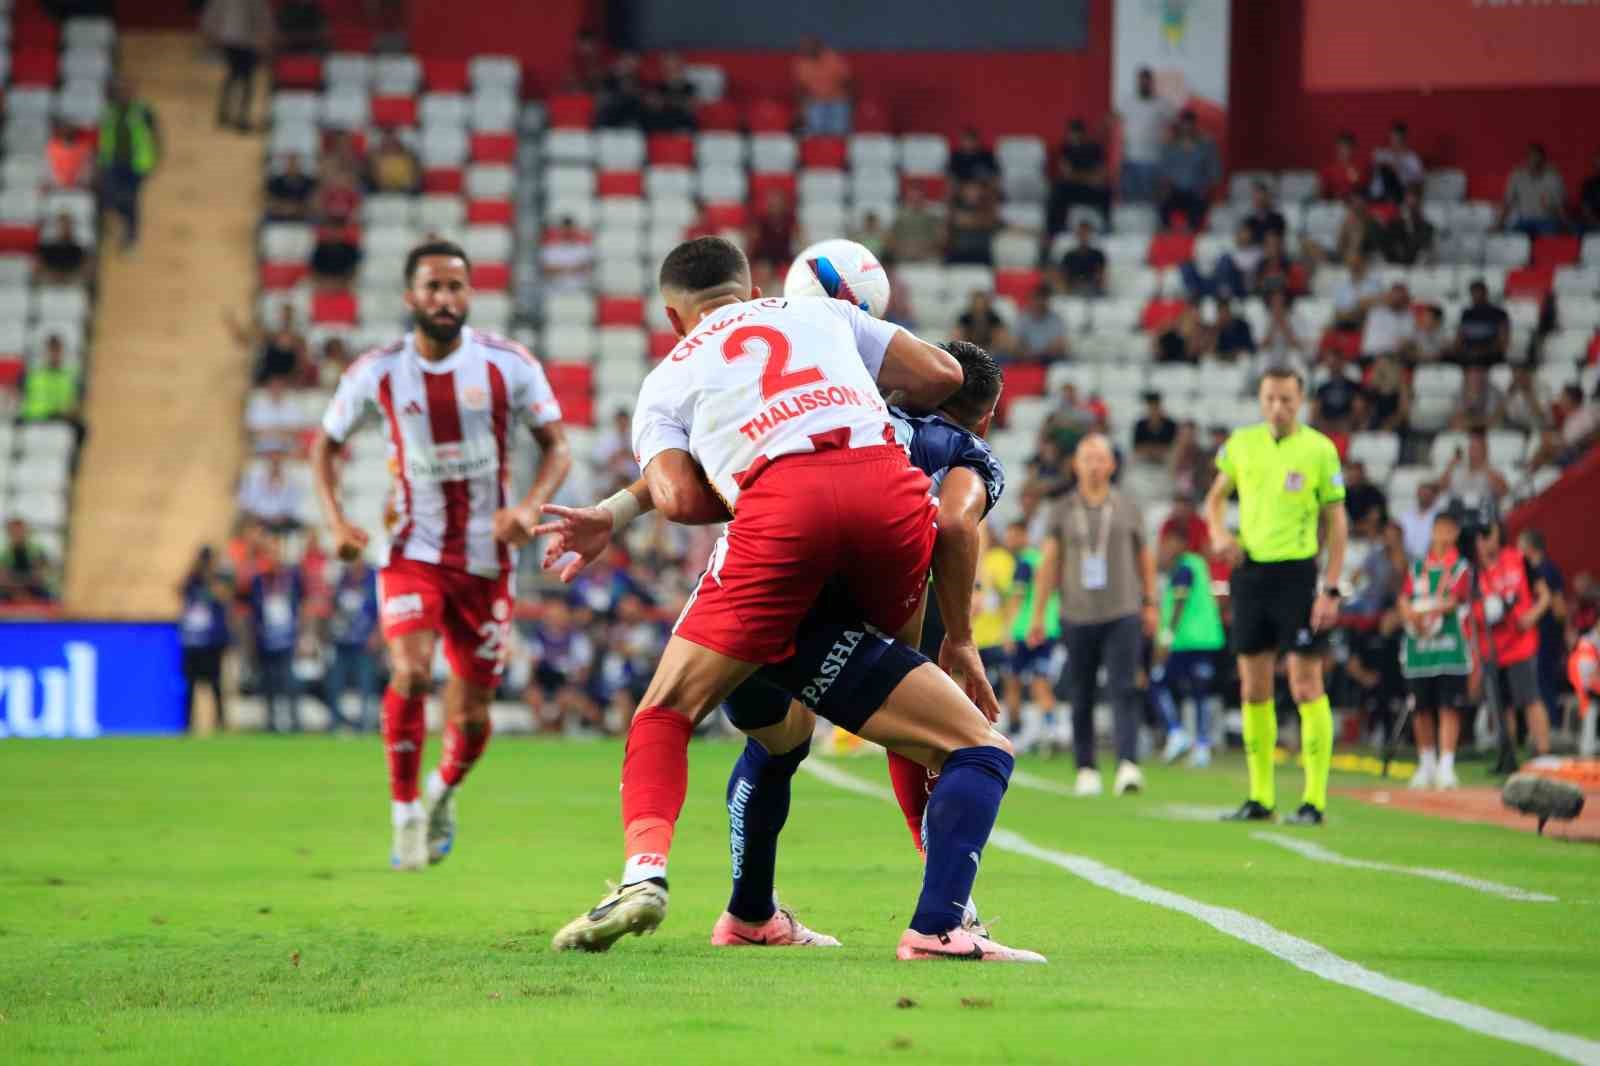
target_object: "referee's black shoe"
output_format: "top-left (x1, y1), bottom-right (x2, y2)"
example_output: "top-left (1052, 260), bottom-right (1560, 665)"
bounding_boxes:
top-left (1283, 802), bottom-right (1325, 826)
top-left (1221, 799), bottom-right (1275, 822)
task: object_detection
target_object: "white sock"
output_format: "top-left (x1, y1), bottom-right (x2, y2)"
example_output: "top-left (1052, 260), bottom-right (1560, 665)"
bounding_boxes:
top-left (391, 798), bottom-right (423, 827)
top-left (622, 852), bottom-right (669, 886)
top-left (424, 768), bottom-right (452, 805)
top-left (1438, 750), bottom-right (1455, 774)
top-left (1417, 749), bottom-right (1438, 775)
top-left (1020, 705), bottom-right (1043, 734)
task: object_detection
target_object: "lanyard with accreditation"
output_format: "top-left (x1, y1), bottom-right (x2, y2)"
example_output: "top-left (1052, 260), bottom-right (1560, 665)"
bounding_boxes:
top-left (1072, 494), bottom-right (1114, 592)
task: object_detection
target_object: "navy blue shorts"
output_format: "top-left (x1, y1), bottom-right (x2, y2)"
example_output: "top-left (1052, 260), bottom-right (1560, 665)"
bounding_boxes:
top-left (1011, 640), bottom-right (1065, 683)
top-left (1151, 650), bottom-right (1221, 691)
top-left (723, 620), bottom-right (927, 735)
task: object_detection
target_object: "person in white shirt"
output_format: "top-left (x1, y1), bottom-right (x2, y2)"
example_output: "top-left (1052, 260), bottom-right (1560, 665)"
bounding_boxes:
top-left (1116, 67), bottom-right (1176, 203)
top-left (1369, 121), bottom-right (1424, 202)
top-left (237, 450), bottom-right (303, 532)
top-left (1360, 283), bottom-right (1418, 360)
top-left (1332, 251), bottom-right (1385, 330)
top-left (245, 375), bottom-right (307, 452)
top-left (539, 216), bottom-right (595, 292)
top-left (1397, 481), bottom-right (1443, 561)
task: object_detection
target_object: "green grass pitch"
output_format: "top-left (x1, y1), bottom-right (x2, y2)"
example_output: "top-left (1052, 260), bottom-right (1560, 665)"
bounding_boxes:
top-left (1, 737), bottom-right (1596, 1064)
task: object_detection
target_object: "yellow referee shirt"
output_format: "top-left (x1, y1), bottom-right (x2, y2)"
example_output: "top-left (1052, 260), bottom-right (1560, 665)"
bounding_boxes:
top-left (1216, 423), bottom-right (1345, 563)
top-left (972, 546), bottom-right (1015, 649)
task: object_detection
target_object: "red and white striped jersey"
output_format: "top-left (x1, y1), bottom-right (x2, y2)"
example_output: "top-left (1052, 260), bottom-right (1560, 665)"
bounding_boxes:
top-left (633, 296), bottom-right (902, 509)
top-left (322, 327), bottom-right (562, 579)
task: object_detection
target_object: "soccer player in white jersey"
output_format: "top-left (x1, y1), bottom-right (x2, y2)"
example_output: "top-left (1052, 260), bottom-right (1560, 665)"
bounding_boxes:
top-left (549, 237), bottom-right (1040, 962)
top-left (310, 240), bottom-right (571, 871)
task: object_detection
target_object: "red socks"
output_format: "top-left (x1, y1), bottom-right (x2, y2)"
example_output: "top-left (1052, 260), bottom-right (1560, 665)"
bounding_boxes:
top-left (382, 688), bottom-right (427, 803)
top-left (620, 706), bottom-right (695, 882)
top-left (438, 717), bottom-right (492, 787)
top-left (886, 751), bottom-right (936, 855)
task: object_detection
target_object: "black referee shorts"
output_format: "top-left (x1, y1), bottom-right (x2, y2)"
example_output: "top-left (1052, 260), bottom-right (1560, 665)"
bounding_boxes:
top-left (1230, 557), bottom-right (1326, 657)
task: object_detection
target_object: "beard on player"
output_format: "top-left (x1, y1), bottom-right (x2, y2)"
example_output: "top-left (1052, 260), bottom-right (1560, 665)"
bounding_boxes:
top-left (414, 304), bottom-right (467, 345)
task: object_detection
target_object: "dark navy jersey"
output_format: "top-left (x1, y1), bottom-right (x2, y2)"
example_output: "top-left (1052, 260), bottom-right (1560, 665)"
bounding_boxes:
top-left (890, 407), bottom-right (1005, 516)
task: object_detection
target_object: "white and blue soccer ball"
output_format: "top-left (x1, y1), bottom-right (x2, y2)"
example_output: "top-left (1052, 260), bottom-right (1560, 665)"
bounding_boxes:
top-left (784, 238), bottom-right (892, 319)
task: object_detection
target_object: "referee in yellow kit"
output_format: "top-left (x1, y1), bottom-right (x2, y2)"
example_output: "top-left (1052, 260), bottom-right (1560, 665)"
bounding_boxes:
top-left (1204, 366), bottom-right (1348, 825)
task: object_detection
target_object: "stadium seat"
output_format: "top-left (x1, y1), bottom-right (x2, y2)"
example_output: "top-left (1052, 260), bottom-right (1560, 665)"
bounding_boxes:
top-left (470, 94), bottom-right (518, 133)
top-left (750, 134), bottom-right (799, 173)
top-left (1504, 266), bottom-right (1554, 300)
top-left (800, 136), bottom-right (847, 169)
top-left (696, 100), bottom-right (741, 131)
top-left (696, 131), bottom-right (746, 168)
top-left (1423, 169), bottom-right (1467, 202)
top-left (1278, 170), bottom-right (1320, 204)
top-left (848, 134), bottom-right (896, 170)
top-left (647, 134), bottom-right (694, 166)
top-left (371, 94), bottom-right (417, 128)
top-left (750, 172), bottom-right (797, 207)
top-left (462, 225), bottom-right (514, 263)
top-left (700, 169), bottom-right (748, 204)
top-left (595, 129), bottom-right (646, 170)
top-left (470, 131), bottom-right (517, 163)
top-left (597, 296), bottom-right (645, 327)
top-left (471, 262), bottom-right (511, 291)
top-left (1531, 235), bottom-right (1581, 268)
top-left (992, 231), bottom-right (1039, 269)
top-left (596, 171), bottom-right (644, 198)
top-left (1553, 266), bottom-right (1600, 297)
top-left (417, 195), bottom-right (466, 232)
top-left (1582, 233), bottom-right (1600, 267)
top-left (1485, 233), bottom-right (1532, 268)
top-left (423, 57), bottom-right (470, 93)
top-left (899, 134), bottom-right (948, 177)
top-left (745, 99), bottom-right (793, 133)
top-left (1147, 232), bottom-right (1195, 269)
top-left (994, 268), bottom-right (1042, 303)
top-left (644, 167), bottom-right (695, 201)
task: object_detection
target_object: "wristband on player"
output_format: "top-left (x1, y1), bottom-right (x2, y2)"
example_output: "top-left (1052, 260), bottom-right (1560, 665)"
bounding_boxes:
top-left (598, 488), bottom-right (642, 532)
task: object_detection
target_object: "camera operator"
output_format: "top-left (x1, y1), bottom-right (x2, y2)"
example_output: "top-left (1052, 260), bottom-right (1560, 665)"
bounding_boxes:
top-left (1471, 521), bottom-right (1554, 764)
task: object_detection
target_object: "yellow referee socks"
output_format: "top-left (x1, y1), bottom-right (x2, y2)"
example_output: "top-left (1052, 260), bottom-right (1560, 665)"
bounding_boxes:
top-left (1241, 700), bottom-right (1277, 810)
top-left (1298, 695), bottom-right (1333, 811)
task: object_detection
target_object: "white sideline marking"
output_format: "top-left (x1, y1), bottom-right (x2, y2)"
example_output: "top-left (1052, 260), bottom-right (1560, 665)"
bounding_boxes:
top-left (1009, 769), bottom-right (1079, 796)
top-left (1252, 832), bottom-right (1559, 903)
top-left (802, 760), bottom-right (1600, 1066)
top-left (1156, 803), bottom-right (1239, 822)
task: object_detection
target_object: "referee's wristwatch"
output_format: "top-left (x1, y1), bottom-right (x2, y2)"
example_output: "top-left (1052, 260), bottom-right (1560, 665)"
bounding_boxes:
top-left (1318, 582), bottom-right (1345, 601)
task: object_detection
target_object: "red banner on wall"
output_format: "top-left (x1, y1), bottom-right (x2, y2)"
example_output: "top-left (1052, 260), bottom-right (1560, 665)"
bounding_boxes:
top-left (1303, 0), bottom-right (1600, 91)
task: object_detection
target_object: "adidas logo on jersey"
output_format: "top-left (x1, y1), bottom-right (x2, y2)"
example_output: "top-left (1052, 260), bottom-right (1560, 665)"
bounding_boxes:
top-left (401, 400), bottom-right (425, 416)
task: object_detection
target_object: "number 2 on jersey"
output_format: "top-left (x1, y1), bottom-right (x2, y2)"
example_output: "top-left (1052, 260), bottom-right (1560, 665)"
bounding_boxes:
top-left (721, 325), bottom-right (825, 401)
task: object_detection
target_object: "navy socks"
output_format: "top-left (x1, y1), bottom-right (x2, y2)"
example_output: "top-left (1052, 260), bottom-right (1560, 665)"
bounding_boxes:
top-left (910, 745), bottom-right (1013, 935)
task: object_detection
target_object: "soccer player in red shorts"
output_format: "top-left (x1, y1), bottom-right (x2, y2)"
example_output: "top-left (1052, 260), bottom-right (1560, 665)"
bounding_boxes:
top-left (310, 239), bottom-right (571, 871)
top-left (548, 237), bottom-right (1041, 961)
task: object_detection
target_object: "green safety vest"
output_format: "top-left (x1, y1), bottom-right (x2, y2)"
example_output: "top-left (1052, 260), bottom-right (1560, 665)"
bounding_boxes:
top-left (1008, 546), bottom-right (1061, 642)
top-left (1160, 552), bottom-right (1226, 652)
top-left (1401, 555), bottom-right (1473, 678)
top-left (100, 101), bottom-right (158, 175)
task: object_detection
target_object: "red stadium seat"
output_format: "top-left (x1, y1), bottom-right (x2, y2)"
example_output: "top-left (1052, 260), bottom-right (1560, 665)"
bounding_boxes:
top-left (423, 56), bottom-right (470, 93)
top-left (649, 330), bottom-right (678, 361)
top-left (471, 262), bottom-right (511, 291)
top-left (0, 357), bottom-right (23, 389)
top-left (11, 14), bottom-right (60, 50)
top-left (555, 391), bottom-right (594, 426)
top-left (704, 202), bottom-right (748, 229)
top-left (598, 296), bottom-right (646, 327)
top-left (467, 199), bottom-right (514, 225)
top-left (312, 290), bottom-right (359, 326)
top-left (1141, 297), bottom-right (1187, 332)
top-left (371, 95), bottom-right (418, 128)
top-left (800, 137), bottom-right (847, 169)
top-left (1532, 236), bottom-right (1581, 268)
top-left (1147, 233), bottom-right (1196, 269)
top-left (274, 54), bottom-right (322, 89)
top-left (750, 172), bottom-right (797, 206)
top-left (696, 100), bottom-right (741, 131)
top-left (853, 97), bottom-right (892, 133)
top-left (1505, 266), bottom-right (1554, 300)
top-left (1318, 327), bottom-right (1362, 359)
top-left (470, 132), bottom-right (517, 164)
top-left (597, 171), bottom-right (645, 197)
top-left (996, 362), bottom-right (1048, 424)
top-left (546, 93), bottom-right (596, 129)
top-left (746, 99), bottom-right (793, 133)
top-left (544, 362), bottom-right (594, 393)
top-left (647, 134), bottom-right (695, 166)
top-left (10, 49), bottom-right (58, 86)
top-left (0, 225), bottom-right (39, 253)
top-left (261, 261), bottom-right (309, 290)
top-left (995, 268), bottom-right (1042, 304)
top-left (423, 167), bottom-right (464, 194)
top-left (901, 174), bottom-right (948, 202)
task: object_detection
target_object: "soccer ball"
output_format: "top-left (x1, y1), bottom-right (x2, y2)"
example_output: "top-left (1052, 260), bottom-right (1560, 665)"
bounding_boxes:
top-left (784, 238), bottom-right (892, 319)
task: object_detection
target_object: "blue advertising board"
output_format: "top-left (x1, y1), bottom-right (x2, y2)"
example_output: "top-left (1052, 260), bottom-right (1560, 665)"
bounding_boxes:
top-left (0, 621), bottom-right (187, 737)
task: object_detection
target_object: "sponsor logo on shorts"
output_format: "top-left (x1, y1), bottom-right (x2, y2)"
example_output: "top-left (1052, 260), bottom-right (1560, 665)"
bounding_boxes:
top-left (799, 629), bottom-right (865, 709)
top-left (383, 593), bottom-right (424, 621)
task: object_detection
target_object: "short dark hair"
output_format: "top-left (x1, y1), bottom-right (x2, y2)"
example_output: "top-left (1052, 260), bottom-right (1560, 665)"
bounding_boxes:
top-left (404, 239), bottom-right (471, 283)
top-left (937, 341), bottom-right (1003, 429)
top-left (1520, 528), bottom-right (1546, 552)
top-left (1391, 120), bottom-right (1408, 135)
top-left (1469, 427), bottom-right (1488, 442)
top-left (1259, 365), bottom-right (1304, 389)
top-left (1337, 130), bottom-right (1355, 144)
top-left (659, 236), bottom-right (749, 293)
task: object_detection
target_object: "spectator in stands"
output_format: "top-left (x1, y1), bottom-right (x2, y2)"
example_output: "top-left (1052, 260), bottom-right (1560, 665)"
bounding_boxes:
top-left (1056, 219), bottom-right (1107, 296)
top-left (46, 120), bottom-right (94, 189)
top-left (1450, 365), bottom-right (1507, 431)
top-left (948, 128), bottom-right (1000, 187)
top-left (314, 335), bottom-right (349, 387)
top-left (883, 273), bottom-right (918, 330)
top-left (955, 290), bottom-right (1013, 356)
top-left (592, 407), bottom-right (639, 491)
top-left (1502, 363), bottom-right (1549, 433)
top-left (945, 180), bottom-right (999, 265)
top-left (886, 184), bottom-right (944, 264)
top-left (35, 211), bottom-right (89, 286)
top-left (20, 336), bottom-right (83, 445)
top-left (1211, 300), bottom-right (1256, 362)
top-left (1499, 143), bottom-right (1567, 237)
top-left (179, 545), bottom-right (232, 728)
top-left (1366, 354), bottom-right (1411, 432)
top-left (1153, 303), bottom-right (1209, 365)
top-left (245, 374), bottom-right (306, 451)
top-left (1, 518), bottom-right (55, 603)
top-left (539, 216), bottom-right (594, 293)
top-left (237, 451), bottom-right (304, 534)
top-left (246, 536), bottom-right (305, 733)
top-left (792, 36), bottom-right (852, 136)
top-left (319, 130), bottom-right (364, 185)
top-left (314, 163), bottom-right (361, 226)
top-left (849, 210), bottom-right (888, 260)
top-left (1412, 304), bottom-right (1449, 363)
top-left (525, 599), bottom-right (601, 733)
top-left (1180, 223), bottom-right (1255, 302)
top-left (641, 53), bottom-right (697, 134)
top-left (307, 221), bottom-right (359, 287)
top-left (98, 79), bottom-right (161, 251)
top-left (1252, 229), bottom-right (1300, 299)
top-left (1321, 131), bottom-right (1363, 202)
top-left (1132, 390), bottom-right (1178, 463)
top-left (1013, 286), bottom-right (1069, 363)
top-left (1155, 110), bottom-right (1219, 232)
top-left (1369, 121), bottom-right (1423, 203)
top-left (1518, 528), bottom-right (1569, 729)
top-left (324, 554), bottom-right (382, 732)
top-left (1344, 514), bottom-right (1404, 619)
top-left (1043, 382), bottom-right (1098, 457)
top-left (1435, 428), bottom-right (1510, 505)
top-left (1161, 490), bottom-right (1209, 552)
top-left (1116, 67), bottom-right (1176, 203)
top-left (1334, 193), bottom-right (1385, 263)
top-left (1455, 279), bottom-right (1510, 367)
top-left (1397, 481), bottom-right (1443, 560)
top-left (1312, 353), bottom-right (1364, 434)
top-left (570, 29), bottom-right (606, 93)
top-left (746, 190), bottom-right (797, 275)
top-left (1166, 423), bottom-right (1208, 501)
top-left (204, 0), bottom-right (271, 132)
top-left (595, 51), bottom-right (645, 129)
top-left (366, 130), bottom-right (421, 195)
top-left (227, 304), bottom-right (307, 385)
top-left (275, 0), bottom-right (326, 53)
top-left (1047, 118), bottom-right (1110, 235)
top-left (265, 153), bottom-right (316, 222)
top-left (1332, 251), bottom-right (1384, 331)
top-left (1361, 282), bottom-right (1418, 361)
top-left (1243, 181), bottom-right (1287, 245)
top-left (1343, 460), bottom-right (1389, 529)
top-left (1260, 289), bottom-right (1309, 365)
top-left (1529, 380), bottom-right (1600, 470)
top-left (1580, 148), bottom-right (1600, 231)
top-left (1381, 185), bottom-right (1434, 266)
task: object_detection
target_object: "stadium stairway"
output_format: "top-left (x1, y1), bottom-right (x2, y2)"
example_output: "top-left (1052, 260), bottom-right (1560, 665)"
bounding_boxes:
top-left (64, 33), bottom-right (254, 616)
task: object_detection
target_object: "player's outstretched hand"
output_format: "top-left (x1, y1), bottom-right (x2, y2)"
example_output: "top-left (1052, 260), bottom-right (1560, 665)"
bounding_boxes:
top-left (531, 503), bottom-right (614, 583)
top-left (939, 637), bottom-right (1002, 723)
top-left (492, 505), bottom-right (540, 548)
top-left (332, 520), bottom-right (370, 561)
